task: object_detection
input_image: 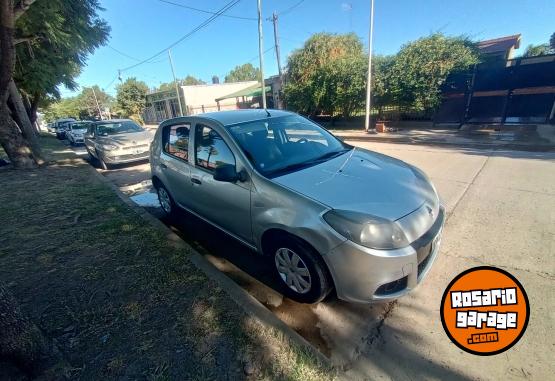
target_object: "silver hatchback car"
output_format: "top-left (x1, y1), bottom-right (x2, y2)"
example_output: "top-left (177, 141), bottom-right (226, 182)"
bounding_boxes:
top-left (151, 110), bottom-right (444, 304)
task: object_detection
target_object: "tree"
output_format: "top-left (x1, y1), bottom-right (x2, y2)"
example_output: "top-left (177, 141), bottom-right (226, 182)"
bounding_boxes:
top-left (284, 33), bottom-right (366, 116)
top-left (156, 75), bottom-right (205, 92)
top-left (116, 78), bottom-right (148, 124)
top-left (0, 0), bottom-right (109, 168)
top-left (77, 86), bottom-right (113, 119)
top-left (522, 43), bottom-right (551, 57)
top-left (388, 33), bottom-right (480, 113)
top-left (42, 97), bottom-right (80, 122)
top-left (550, 32), bottom-right (555, 51)
top-left (224, 63), bottom-right (261, 82)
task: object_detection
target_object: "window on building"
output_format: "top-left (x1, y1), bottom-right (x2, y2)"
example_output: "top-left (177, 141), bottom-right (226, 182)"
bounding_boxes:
top-left (195, 125), bottom-right (235, 171)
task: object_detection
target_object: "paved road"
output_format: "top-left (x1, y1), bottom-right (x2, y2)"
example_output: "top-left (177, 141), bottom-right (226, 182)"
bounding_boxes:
top-left (73, 139), bottom-right (555, 380)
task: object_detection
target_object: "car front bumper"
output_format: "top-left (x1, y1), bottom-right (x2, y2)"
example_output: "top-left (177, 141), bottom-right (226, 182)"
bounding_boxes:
top-left (101, 151), bottom-right (150, 164)
top-left (323, 206), bottom-right (445, 303)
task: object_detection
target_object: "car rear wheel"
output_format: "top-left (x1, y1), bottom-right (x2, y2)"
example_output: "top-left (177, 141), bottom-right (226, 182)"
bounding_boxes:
top-left (268, 235), bottom-right (332, 304)
top-left (156, 183), bottom-right (175, 218)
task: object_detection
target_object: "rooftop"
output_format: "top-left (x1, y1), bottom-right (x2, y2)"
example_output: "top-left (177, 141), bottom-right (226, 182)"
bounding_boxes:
top-left (478, 34), bottom-right (521, 54)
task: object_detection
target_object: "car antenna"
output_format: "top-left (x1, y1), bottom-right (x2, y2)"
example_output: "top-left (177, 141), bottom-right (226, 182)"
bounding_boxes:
top-left (265, 108), bottom-right (271, 117)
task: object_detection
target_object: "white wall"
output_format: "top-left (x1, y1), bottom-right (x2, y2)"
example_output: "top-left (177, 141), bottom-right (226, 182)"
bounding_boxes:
top-left (181, 81), bottom-right (258, 115)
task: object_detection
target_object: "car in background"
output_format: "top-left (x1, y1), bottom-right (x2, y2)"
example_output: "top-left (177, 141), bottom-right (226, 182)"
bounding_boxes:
top-left (84, 119), bottom-right (151, 170)
top-left (150, 110), bottom-right (444, 304)
top-left (47, 123), bottom-right (54, 132)
top-left (53, 118), bottom-right (76, 139)
top-left (66, 121), bottom-right (92, 145)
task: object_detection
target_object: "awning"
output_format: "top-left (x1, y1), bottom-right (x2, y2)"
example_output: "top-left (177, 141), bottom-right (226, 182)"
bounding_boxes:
top-left (215, 84), bottom-right (271, 102)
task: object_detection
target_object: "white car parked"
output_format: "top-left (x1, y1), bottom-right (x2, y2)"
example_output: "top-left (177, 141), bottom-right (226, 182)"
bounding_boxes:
top-left (66, 121), bottom-right (92, 145)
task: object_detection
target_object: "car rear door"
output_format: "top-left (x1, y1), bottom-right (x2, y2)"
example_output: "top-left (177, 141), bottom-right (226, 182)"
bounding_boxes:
top-left (187, 122), bottom-right (253, 244)
top-left (157, 121), bottom-right (194, 209)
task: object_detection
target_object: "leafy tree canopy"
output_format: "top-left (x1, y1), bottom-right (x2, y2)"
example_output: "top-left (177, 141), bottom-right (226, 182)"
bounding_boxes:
top-left (116, 78), bottom-right (149, 124)
top-left (14, 0), bottom-right (109, 101)
top-left (388, 34), bottom-right (480, 112)
top-left (522, 43), bottom-right (552, 57)
top-left (224, 63), bottom-right (261, 83)
top-left (156, 75), bottom-right (206, 92)
top-left (42, 86), bottom-right (113, 122)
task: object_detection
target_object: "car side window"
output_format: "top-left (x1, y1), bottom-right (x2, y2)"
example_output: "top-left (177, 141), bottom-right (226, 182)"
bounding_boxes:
top-left (163, 123), bottom-right (190, 161)
top-left (195, 125), bottom-right (235, 171)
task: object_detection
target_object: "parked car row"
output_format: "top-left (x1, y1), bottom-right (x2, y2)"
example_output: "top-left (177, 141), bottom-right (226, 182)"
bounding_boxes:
top-left (149, 110), bottom-right (445, 304)
top-left (49, 118), bottom-right (151, 170)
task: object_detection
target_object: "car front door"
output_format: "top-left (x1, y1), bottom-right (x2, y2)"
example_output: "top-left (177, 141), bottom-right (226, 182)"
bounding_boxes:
top-left (157, 121), bottom-right (194, 209)
top-left (188, 122), bottom-right (253, 244)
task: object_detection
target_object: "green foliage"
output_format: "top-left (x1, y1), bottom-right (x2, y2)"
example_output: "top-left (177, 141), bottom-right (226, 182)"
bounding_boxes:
top-left (387, 34), bottom-right (480, 112)
top-left (14, 0), bottom-right (110, 100)
top-left (284, 32), bottom-right (479, 117)
top-left (116, 78), bottom-right (148, 124)
top-left (41, 86), bottom-right (113, 122)
top-left (224, 63), bottom-right (260, 82)
top-left (156, 75), bottom-right (205, 92)
top-left (522, 43), bottom-right (552, 57)
top-left (284, 33), bottom-right (366, 116)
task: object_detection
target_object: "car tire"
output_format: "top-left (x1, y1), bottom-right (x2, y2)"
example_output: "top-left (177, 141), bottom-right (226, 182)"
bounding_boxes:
top-left (96, 150), bottom-right (109, 170)
top-left (155, 183), bottom-right (176, 219)
top-left (267, 235), bottom-right (333, 304)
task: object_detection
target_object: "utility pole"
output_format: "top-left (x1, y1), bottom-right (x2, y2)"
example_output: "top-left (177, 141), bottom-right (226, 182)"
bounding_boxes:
top-left (270, 12), bottom-right (283, 81)
top-left (91, 86), bottom-right (103, 120)
top-left (257, 0), bottom-right (267, 109)
top-left (168, 49), bottom-right (184, 116)
top-left (364, 0), bottom-right (375, 132)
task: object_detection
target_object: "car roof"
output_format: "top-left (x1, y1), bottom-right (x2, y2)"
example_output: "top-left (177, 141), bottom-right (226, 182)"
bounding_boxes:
top-left (162, 109), bottom-right (294, 128)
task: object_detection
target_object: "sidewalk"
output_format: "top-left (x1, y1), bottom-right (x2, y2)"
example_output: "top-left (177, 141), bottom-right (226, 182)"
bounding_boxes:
top-left (0, 135), bottom-right (333, 381)
top-left (332, 125), bottom-right (555, 151)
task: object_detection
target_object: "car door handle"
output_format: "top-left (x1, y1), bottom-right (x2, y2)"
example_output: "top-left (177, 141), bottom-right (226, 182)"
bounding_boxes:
top-left (191, 178), bottom-right (202, 185)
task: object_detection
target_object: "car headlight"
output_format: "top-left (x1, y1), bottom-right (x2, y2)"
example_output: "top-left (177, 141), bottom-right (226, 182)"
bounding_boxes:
top-left (101, 144), bottom-right (117, 151)
top-left (323, 210), bottom-right (409, 250)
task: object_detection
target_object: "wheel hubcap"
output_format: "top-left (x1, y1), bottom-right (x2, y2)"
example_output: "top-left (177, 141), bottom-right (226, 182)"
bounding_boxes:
top-left (275, 248), bottom-right (311, 294)
top-left (158, 188), bottom-right (171, 214)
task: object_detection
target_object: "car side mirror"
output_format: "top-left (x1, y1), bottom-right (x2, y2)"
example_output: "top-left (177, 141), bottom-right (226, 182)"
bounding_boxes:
top-left (213, 164), bottom-right (244, 183)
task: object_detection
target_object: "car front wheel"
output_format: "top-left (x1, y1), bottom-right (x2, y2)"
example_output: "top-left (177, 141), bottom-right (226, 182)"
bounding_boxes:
top-left (269, 235), bottom-right (332, 304)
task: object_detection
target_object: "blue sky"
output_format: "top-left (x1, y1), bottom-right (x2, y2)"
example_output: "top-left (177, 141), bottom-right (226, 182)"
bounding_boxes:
top-left (63, 0), bottom-right (555, 97)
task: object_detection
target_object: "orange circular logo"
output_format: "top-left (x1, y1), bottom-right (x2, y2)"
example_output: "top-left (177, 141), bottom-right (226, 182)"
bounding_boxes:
top-left (440, 266), bottom-right (529, 355)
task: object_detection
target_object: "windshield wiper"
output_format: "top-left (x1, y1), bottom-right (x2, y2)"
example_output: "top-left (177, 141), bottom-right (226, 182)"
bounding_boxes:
top-left (312, 148), bottom-right (351, 163)
top-left (267, 149), bottom-right (351, 178)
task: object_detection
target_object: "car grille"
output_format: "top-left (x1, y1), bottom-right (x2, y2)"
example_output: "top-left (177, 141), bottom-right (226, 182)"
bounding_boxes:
top-left (113, 153), bottom-right (149, 161)
top-left (122, 144), bottom-right (149, 150)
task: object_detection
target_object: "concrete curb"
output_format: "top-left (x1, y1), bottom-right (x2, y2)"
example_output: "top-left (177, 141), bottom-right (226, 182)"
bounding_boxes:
top-left (82, 163), bottom-right (331, 366)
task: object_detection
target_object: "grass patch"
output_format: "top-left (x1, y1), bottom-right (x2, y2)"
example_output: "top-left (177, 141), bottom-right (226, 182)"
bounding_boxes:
top-left (0, 135), bottom-right (335, 380)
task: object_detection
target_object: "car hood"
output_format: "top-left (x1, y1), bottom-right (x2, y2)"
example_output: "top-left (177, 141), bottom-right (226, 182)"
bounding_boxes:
top-left (272, 148), bottom-right (438, 221)
top-left (97, 131), bottom-right (151, 146)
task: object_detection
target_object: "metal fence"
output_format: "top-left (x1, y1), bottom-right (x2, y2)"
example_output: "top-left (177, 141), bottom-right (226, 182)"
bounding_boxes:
top-left (435, 54), bottom-right (555, 126)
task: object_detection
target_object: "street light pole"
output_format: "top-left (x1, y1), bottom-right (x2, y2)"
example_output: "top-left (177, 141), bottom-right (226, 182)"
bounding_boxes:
top-left (168, 49), bottom-right (184, 117)
top-left (364, 0), bottom-right (375, 132)
top-left (257, 0), bottom-right (267, 109)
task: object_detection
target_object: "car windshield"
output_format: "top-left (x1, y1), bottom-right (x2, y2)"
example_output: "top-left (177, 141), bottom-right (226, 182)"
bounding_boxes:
top-left (227, 115), bottom-right (350, 177)
top-left (70, 122), bottom-right (90, 131)
top-left (96, 121), bottom-right (142, 136)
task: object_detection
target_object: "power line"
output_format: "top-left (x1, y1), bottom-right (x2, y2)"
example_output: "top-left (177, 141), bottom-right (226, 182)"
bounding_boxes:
top-left (121, 0), bottom-right (242, 73)
top-left (157, 0), bottom-right (256, 21)
top-left (277, 0), bottom-right (306, 16)
top-left (107, 45), bottom-right (141, 61)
